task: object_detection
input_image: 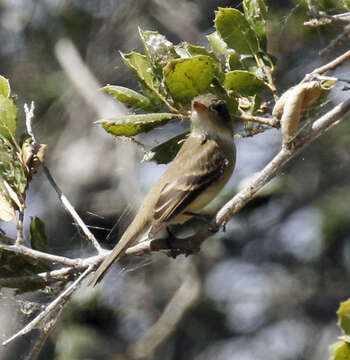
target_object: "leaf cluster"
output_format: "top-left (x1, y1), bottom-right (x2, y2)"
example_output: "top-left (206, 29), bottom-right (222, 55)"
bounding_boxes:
top-left (98, 1), bottom-right (275, 163)
top-left (0, 76), bottom-right (50, 291)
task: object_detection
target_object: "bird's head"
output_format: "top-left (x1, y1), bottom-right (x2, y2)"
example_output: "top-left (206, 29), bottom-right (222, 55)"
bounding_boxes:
top-left (191, 94), bottom-right (233, 138)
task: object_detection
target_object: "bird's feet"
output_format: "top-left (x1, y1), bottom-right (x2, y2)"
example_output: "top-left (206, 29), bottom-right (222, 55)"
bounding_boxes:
top-left (165, 226), bottom-right (200, 258)
top-left (184, 211), bottom-right (214, 223)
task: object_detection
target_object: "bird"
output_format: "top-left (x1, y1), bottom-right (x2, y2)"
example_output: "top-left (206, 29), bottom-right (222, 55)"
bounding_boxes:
top-left (89, 93), bottom-right (236, 286)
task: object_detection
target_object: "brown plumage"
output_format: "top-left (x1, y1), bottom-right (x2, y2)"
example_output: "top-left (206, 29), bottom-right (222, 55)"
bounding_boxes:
top-left (89, 94), bottom-right (236, 286)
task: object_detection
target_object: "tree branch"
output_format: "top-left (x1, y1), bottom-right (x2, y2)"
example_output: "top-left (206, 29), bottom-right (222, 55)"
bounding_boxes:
top-left (0, 242), bottom-right (83, 267)
top-left (0, 267), bottom-right (76, 289)
top-left (303, 50), bottom-right (350, 81)
top-left (2, 265), bottom-right (93, 346)
top-left (42, 165), bottom-right (105, 254)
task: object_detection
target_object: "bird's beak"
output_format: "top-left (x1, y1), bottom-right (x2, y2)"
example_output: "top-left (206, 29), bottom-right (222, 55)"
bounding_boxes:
top-left (193, 101), bottom-right (207, 113)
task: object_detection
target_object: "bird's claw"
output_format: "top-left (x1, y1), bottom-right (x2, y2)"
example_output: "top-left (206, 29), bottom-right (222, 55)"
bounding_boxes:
top-left (165, 226), bottom-right (200, 258)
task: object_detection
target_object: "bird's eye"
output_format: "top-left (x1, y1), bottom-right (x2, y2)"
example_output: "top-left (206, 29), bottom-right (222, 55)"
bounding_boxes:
top-left (210, 102), bottom-right (225, 114)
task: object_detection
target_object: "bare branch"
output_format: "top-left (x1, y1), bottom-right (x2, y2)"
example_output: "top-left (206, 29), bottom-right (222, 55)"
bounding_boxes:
top-left (0, 267), bottom-right (76, 289)
top-left (23, 101), bottom-right (104, 254)
top-left (236, 113), bottom-right (278, 127)
top-left (2, 265), bottom-right (93, 346)
top-left (303, 50), bottom-right (350, 81)
top-left (15, 211), bottom-right (24, 246)
top-left (305, 11), bottom-right (350, 26)
top-left (0, 242), bottom-right (83, 267)
top-left (42, 164), bottom-right (105, 254)
top-left (25, 310), bottom-right (60, 360)
top-left (24, 102), bottom-right (37, 144)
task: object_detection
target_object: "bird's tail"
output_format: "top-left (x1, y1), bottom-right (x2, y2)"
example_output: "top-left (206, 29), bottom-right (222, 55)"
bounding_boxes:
top-left (88, 240), bottom-right (127, 287)
top-left (88, 218), bottom-right (148, 286)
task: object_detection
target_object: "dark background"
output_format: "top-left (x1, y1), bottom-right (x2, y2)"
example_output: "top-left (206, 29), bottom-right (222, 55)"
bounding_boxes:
top-left (1, 1), bottom-right (350, 359)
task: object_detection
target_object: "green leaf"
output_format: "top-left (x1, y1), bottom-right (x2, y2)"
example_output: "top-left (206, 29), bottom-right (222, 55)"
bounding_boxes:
top-left (243, 0), bottom-right (268, 51)
top-left (338, 299), bottom-right (350, 334)
top-left (121, 52), bottom-right (166, 105)
top-left (224, 70), bottom-right (265, 96)
top-left (97, 113), bottom-right (178, 137)
top-left (175, 43), bottom-right (216, 60)
top-left (228, 52), bottom-right (242, 70)
top-left (249, 95), bottom-right (262, 114)
top-left (30, 216), bottom-right (48, 252)
top-left (0, 135), bottom-right (27, 199)
top-left (215, 8), bottom-right (259, 55)
top-left (207, 31), bottom-right (233, 55)
top-left (0, 94), bottom-right (17, 139)
top-left (175, 43), bottom-right (224, 81)
top-left (102, 85), bottom-right (159, 111)
top-left (164, 56), bottom-right (215, 104)
top-left (0, 75), bottom-right (10, 98)
top-left (329, 341), bottom-right (350, 360)
top-left (143, 132), bottom-right (189, 164)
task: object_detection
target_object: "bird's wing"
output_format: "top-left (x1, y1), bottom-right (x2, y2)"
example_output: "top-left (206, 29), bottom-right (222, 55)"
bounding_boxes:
top-left (151, 136), bottom-right (229, 229)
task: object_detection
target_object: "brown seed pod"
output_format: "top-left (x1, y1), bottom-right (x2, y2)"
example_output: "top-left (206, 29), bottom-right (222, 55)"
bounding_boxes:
top-left (273, 81), bottom-right (323, 146)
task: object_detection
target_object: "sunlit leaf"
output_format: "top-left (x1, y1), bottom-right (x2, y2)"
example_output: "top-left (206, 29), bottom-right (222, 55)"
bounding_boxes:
top-left (329, 341), bottom-right (350, 360)
top-left (338, 299), bottom-right (350, 335)
top-left (215, 8), bottom-right (259, 55)
top-left (97, 113), bottom-right (178, 137)
top-left (224, 70), bottom-right (265, 96)
top-left (164, 56), bottom-right (215, 104)
top-left (207, 31), bottom-right (233, 55)
top-left (102, 85), bottom-right (159, 111)
top-left (0, 75), bottom-right (10, 98)
top-left (0, 94), bottom-right (17, 139)
top-left (121, 51), bottom-right (166, 105)
top-left (175, 42), bottom-right (223, 81)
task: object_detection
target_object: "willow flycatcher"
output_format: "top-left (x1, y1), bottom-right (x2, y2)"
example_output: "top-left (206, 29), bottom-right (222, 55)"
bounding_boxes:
top-left (89, 93), bottom-right (236, 286)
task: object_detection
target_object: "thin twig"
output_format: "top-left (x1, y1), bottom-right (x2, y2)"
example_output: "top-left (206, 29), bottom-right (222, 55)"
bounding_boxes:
top-left (236, 113), bottom-right (278, 127)
top-left (303, 50), bottom-right (350, 82)
top-left (0, 242), bottom-right (83, 267)
top-left (24, 102), bottom-right (37, 144)
top-left (15, 211), bottom-right (24, 246)
top-left (24, 100), bottom-right (104, 254)
top-left (42, 165), bottom-right (104, 254)
top-left (2, 265), bottom-right (93, 346)
top-left (305, 11), bottom-right (350, 26)
top-left (0, 267), bottom-right (76, 288)
top-left (25, 308), bottom-right (61, 360)
top-left (319, 27), bottom-right (350, 57)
